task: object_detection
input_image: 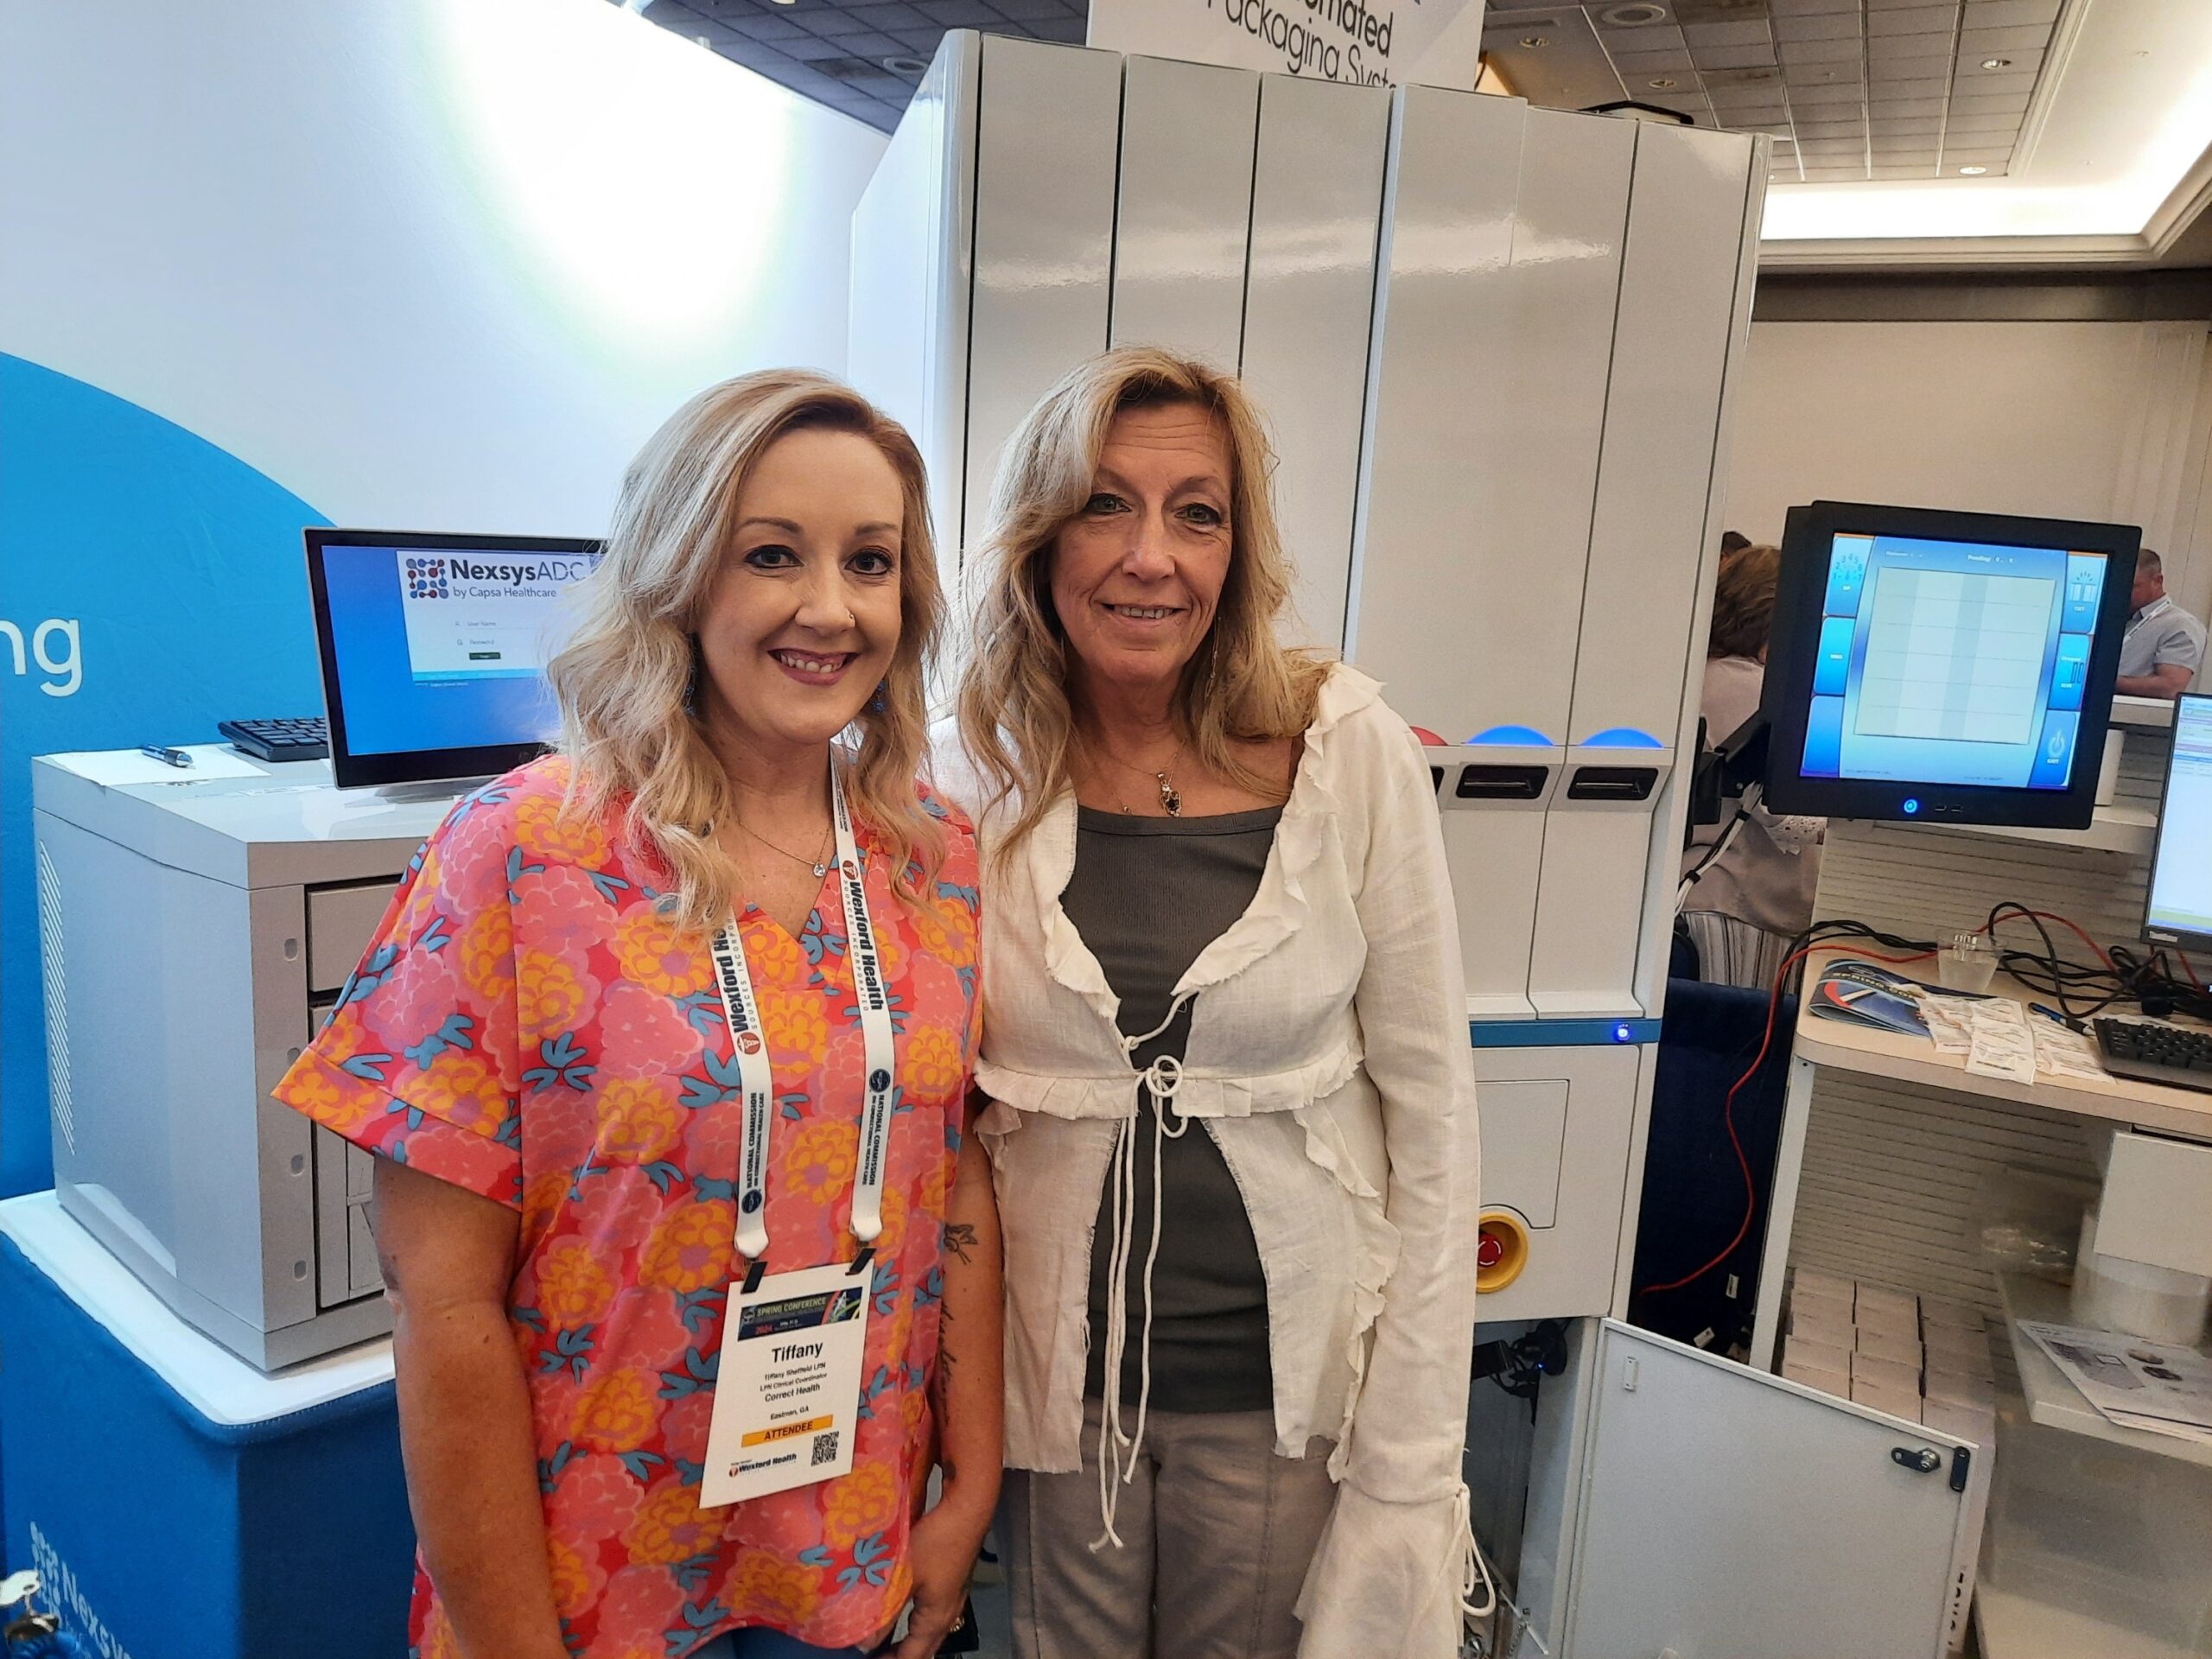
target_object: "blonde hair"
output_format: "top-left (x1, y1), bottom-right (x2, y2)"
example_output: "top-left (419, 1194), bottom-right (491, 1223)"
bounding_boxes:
top-left (549, 369), bottom-right (945, 937)
top-left (1707, 542), bottom-right (1780, 660)
top-left (956, 346), bottom-right (1330, 852)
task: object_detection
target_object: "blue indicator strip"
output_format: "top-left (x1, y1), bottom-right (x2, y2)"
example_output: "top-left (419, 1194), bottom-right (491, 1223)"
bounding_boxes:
top-left (1469, 1018), bottom-right (1661, 1048)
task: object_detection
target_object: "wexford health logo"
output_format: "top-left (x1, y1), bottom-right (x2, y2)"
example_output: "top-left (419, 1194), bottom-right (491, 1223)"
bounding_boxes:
top-left (404, 556), bottom-right (449, 599)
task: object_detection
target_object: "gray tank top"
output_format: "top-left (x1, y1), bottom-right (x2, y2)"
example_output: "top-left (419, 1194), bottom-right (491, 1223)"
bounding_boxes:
top-left (1058, 803), bottom-right (1281, 1414)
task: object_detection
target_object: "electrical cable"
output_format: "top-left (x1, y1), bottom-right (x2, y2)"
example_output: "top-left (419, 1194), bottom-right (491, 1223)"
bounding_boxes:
top-left (1676, 783), bottom-right (1762, 909)
top-left (1643, 897), bottom-right (2212, 1306)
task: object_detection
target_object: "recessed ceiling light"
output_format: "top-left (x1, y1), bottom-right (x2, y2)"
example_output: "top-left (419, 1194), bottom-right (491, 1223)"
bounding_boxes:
top-left (1980, 57), bottom-right (2012, 70)
top-left (1648, 77), bottom-right (1678, 89)
top-left (1958, 165), bottom-right (1988, 175)
top-left (1600, 3), bottom-right (1669, 23)
top-left (1520, 35), bottom-right (1550, 48)
top-left (884, 54), bottom-right (928, 74)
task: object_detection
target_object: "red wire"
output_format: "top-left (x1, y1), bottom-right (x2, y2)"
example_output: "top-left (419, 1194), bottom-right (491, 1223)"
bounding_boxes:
top-left (2181, 949), bottom-right (2209, 994)
top-left (1639, 943), bottom-right (1932, 1299)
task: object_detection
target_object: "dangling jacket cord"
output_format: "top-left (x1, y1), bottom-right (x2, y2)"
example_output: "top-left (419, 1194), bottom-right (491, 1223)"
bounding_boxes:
top-left (1091, 993), bottom-right (1195, 1552)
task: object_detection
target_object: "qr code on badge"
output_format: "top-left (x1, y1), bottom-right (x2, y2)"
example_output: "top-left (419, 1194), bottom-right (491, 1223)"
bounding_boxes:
top-left (810, 1431), bottom-right (842, 1467)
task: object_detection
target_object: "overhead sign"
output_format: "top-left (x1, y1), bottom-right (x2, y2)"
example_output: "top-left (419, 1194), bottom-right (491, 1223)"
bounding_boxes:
top-left (1089, 0), bottom-right (1484, 90)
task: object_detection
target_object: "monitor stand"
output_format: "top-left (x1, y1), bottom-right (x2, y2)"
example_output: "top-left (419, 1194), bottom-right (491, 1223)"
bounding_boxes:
top-left (367, 776), bottom-right (490, 806)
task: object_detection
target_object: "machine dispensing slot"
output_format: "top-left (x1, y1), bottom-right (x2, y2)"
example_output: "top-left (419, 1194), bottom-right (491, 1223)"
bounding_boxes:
top-left (1457, 766), bottom-right (1548, 801)
top-left (1430, 766), bottom-right (1446, 793)
top-left (1567, 766), bottom-right (1656, 801)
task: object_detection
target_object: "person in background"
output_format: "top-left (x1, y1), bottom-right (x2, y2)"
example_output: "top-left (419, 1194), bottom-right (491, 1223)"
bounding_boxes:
top-left (953, 347), bottom-right (1481, 1658)
top-left (274, 371), bottom-right (1000, 1659)
top-left (2116, 547), bottom-right (2207, 701)
top-left (1680, 543), bottom-right (1825, 990)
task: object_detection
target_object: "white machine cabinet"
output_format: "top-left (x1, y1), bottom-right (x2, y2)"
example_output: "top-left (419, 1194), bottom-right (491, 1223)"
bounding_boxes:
top-left (32, 754), bottom-right (459, 1369)
top-left (1529, 1322), bottom-right (1986, 1659)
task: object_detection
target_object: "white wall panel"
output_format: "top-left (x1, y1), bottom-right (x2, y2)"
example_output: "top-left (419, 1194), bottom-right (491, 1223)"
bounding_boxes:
top-left (1459, 105), bottom-right (1634, 747)
top-left (849, 34), bottom-right (980, 591)
top-left (963, 36), bottom-right (1122, 556)
top-left (1344, 85), bottom-right (1524, 736)
top-left (1239, 74), bottom-right (1389, 652)
top-left (1109, 56), bottom-right (1258, 369)
top-left (1571, 123), bottom-right (1759, 748)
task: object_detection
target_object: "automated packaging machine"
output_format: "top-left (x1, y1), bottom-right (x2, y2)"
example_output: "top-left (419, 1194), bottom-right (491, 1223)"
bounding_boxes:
top-left (849, 35), bottom-right (1991, 1656)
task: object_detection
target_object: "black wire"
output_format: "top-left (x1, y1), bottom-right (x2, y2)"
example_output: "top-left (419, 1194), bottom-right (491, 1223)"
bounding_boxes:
top-left (1679, 785), bottom-right (1760, 902)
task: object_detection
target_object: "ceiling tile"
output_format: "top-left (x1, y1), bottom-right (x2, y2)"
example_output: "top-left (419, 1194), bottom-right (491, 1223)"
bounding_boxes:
top-left (1871, 164), bottom-right (1940, 179)
top-left (1944, 110), bottom-right (2022, 132)
top-left (1866, 7), bottom-right (1959, 37)
top-left (1950, 90), bottom-right (2029, 114)
top-left (1867, 31), bottom-right (1955, 59)
top-left (1871, 141), bottom-right (1939, 159)
top-left (1793, 117), bottom-right (1866, 137)
top-left (1960, 22), bottom-right (2057, 52)
top-left (1803, 165), bottom-right (1872, 181)
top-left (1789, 79), bottom-right (1865, 104)
top-left (1024, 14), bottom-right (1084, 40)
top-left (915, 0), bottom-right (1001, 23)
top-left (1689, 42), bottom-right (1781, 69)
top-left (1878, 56), bottom-right (1954, 81)
top-left (726, 12), bottom-right (810, 41)
top-left (1770, 0), bottom-right (1861, 12)
top-left (1943, 143), bottom-right (2017, 162)
top-left (1866, 94), bottom-right (1946, 117)
top-left (1869, 114), bottom-right (1944, 134)
top-left (1773, 13), bottom-right (1859, 42)
top-left (1962, 0), bottom-right (2060, 25)
top-left (1599, 22), bottom-right (1687, 53)
top-left (1867, 0), bottom-right (1953, 9)
top-left (1612, 48), bottom-right (1697, 72)
top-left (850, 0), bottom-right (936, 24)
top-left (1952, 69), bottom-right (2037, 98)
top-left (1779, 35), bottom-right (1861, 62)
top-left (892, 26), bottom-right (947, 50)
top-left (1681, 21), bottom-right (1773, 48)
top-left (1784, 62), bottom-right (1861, 88)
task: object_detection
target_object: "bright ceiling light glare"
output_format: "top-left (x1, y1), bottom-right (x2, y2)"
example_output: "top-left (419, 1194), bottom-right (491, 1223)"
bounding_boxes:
top-left (1521, 35), bottom-right (1550, 48)
top-left (1649, 77), bottom-right (1678, 89)
top-left (1762, 8), bottom-right (2212, 245)
top-left (1980, 57), bottom-right (2012, 70)
top-left (1958, 165), bottom-right (1989, 175)
top-left (429, 0), bottom-right (792, 352)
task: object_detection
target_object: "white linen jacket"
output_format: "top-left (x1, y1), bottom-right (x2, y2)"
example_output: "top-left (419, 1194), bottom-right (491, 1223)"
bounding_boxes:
top-left (957, 664), bottom-right (1481, 1658)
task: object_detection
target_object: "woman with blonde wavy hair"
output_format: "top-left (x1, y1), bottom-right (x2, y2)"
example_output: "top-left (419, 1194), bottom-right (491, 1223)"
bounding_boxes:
top-left (954, 346), bottom-right (1481, 1657)
top-left (276, 369), bottom-right (1001, 1659)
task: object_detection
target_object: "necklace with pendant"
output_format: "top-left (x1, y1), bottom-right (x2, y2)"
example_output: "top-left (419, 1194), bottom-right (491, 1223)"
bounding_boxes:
top-left (1099, 737), bottom-right (1188, 817)
top-left (731, 815), bottom-right (834, 878)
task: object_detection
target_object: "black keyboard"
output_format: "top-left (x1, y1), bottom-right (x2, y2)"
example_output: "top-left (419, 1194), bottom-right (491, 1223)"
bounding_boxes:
top-left (219, 716), bottom-right (329, 762)
top-left (2093, 1018), bottom-right (2212, 1094)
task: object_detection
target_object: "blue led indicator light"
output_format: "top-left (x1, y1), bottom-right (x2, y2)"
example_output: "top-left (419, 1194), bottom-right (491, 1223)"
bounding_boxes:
top-left (1611, 1023), bottom-right (1633, 1043)
top-left (1903, 798), bottom-right (1921, 816)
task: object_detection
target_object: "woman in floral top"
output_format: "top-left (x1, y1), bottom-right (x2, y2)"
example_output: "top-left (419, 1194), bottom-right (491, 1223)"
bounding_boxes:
top-left (276, 371), bottom-right (1000, 1659)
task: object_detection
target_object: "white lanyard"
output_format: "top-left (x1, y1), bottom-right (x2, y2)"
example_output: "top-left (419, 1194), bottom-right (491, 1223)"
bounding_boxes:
top-left (709, 764), bottom-right (898, 1268)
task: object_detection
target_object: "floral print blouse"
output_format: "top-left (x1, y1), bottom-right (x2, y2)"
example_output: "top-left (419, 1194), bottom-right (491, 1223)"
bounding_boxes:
top-left (274, 754), bottom-right (982, 1658)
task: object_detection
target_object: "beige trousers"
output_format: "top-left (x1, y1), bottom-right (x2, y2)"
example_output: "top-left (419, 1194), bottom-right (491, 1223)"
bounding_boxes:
top-left (1001, 1397), bottom-right (1338, 1659)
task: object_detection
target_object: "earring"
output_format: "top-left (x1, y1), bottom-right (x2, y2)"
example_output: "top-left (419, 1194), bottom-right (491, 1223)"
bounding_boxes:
top-left (869, 680), bottom-right (888, 715)
top-left (683, 639), bottom-right (702, 716)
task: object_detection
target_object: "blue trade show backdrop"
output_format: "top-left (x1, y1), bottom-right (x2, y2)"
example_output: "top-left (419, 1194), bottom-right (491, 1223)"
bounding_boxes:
top-left (0, 353), bottom-right (328, 1197)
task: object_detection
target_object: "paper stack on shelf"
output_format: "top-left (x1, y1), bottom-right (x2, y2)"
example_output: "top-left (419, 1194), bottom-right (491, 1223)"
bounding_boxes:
top-left (2017, 1319), bottom-right (2212, 1447)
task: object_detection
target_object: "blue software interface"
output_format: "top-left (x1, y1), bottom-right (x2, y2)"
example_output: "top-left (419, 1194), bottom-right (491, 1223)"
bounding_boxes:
top-left (319, 542), bottom-right (601, 757)
top-left (1802, 533), bottom-right (2106, 791)
top-left (2145, 697), bottom-right (2212, 944)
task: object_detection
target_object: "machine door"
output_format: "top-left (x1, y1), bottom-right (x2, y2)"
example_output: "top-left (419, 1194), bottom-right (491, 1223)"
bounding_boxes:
top-left (1567, 1322), bottom-right (1971, 1659)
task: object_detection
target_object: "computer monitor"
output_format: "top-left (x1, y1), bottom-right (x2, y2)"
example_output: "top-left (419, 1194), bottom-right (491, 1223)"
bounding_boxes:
top-left (2145, 693), bottom-right (2212, 956)
top-left (1761, 501), bottom-right (2139, 830)
top-left (306, 528), bottom-right (603, 788)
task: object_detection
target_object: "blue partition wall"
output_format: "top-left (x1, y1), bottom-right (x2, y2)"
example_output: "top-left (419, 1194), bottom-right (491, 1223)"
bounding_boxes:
top-left (0, 354), bottom-right (328, 1198)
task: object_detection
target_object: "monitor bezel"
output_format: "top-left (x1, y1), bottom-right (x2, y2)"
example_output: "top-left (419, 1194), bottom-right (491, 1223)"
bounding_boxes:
top-left (2143, 691), bottom-right (2212, 956)
top-left (1760, 500), bottom-right (2139, 830)
top-left (305, 527), bottom-right (601, 791)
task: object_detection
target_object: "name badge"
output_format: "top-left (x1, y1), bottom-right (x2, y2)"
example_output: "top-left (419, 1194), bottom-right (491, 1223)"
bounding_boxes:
top-left (701, 1260), bottom-right (872, 1508)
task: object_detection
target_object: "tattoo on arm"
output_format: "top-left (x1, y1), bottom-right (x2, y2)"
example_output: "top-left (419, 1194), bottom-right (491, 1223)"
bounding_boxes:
top-left (943, 1223), bottom-right (977, 1266)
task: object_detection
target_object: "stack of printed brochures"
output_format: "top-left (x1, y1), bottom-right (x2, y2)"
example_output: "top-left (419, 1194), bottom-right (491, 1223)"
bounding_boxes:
top-left (1806, 957), bottom-right (2106, 1086)
top-left (2015, 1321), bottom-right (2212, 1447)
